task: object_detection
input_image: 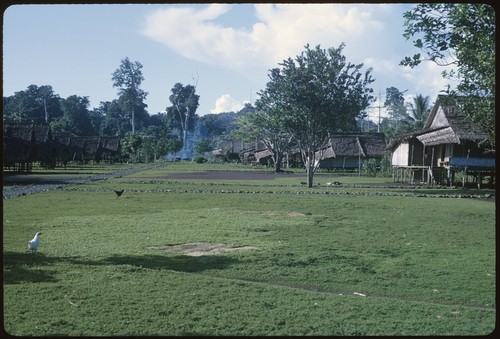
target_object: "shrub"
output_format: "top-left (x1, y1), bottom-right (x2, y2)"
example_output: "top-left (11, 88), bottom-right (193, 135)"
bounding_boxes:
top-left (194, 156), bottom-right (207, 163)
top-left (362, 158), bottom-right (378, 177)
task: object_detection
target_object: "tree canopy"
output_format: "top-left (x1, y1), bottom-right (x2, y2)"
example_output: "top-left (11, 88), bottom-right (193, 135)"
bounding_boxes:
top-left (401, 3), bottom-right (495, 149)
top-left (112, 57), bottom-right (148, 135)
top-left (256, 44), bottom-right (374, 186)
top-left (59, 95), bottom-right (93, 136)
top-left (3, 85), bottom-right (62, 124)
top-left (166, 82), bottom-right (200, 151)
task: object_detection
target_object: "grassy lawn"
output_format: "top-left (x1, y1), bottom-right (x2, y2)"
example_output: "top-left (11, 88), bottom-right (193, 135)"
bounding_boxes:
top-left (3, 162), bottom-right (496, 336)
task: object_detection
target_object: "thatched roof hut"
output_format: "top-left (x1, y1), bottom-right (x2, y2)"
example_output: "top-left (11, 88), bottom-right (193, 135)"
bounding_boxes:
top-left (4, 122), bottom-right (36, 142)
top-left (51, 133), bottom-right (122, 163)
top-left (318, 132), bottom-right (387, 170)
top-left (387, 95), bottom-right (494, 186)
top-left (3, 135), bottom-right (35, 165)
top-left (253, 149), bottom-right (273, 165)
top-left (417, 95), bottom-right (489, 147)
top-left (4, 123), bottom-right (39, 171)
top-left (239, 140), bottom-right (267, 164)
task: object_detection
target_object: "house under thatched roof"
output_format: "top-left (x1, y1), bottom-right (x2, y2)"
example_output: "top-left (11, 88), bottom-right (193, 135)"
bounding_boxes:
top-left (318, 132), bottom-right (387, 170)
top-left (4, 122), bottom-right (36, 142)
top-left (51, 133), bottom-right (122, 163)
top-left (3, 123), bottom-right (67, 170)
top-left (239, 140), bottom-right (267, 164)
top-left (387, 95), bottom-right (494, 186)
top-left (417, 95), bottom-right (489, 147)
top-left (253, 149), bottom-right (273, 165)
top-left (3, 135), bottom-right (35, 164)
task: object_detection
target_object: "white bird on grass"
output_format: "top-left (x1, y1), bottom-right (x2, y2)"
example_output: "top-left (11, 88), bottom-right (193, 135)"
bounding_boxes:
top-left (28, 232), bottom-right (42, 253)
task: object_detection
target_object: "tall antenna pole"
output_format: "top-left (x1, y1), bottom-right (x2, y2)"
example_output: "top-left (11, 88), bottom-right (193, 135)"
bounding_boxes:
top-left (377, 89), bottom-right (382, 132)
top-left (366, 89), bottom-right (383, 132)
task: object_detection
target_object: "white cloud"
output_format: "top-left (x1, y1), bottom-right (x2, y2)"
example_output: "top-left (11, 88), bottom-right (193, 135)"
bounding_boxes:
top-left (141, 4), bottom-right (386, 75)
top-left (141, 3), bottom-right (451, 113)
top-left (210, 94), bottom-right (248, 114)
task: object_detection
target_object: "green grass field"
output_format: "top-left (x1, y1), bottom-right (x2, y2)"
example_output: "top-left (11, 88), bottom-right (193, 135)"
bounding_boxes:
top-left (3, 163), bottom-right (496, 336)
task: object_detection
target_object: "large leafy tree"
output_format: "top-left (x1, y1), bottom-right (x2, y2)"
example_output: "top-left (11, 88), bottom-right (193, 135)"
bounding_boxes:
top-left (60, 95), bottom-right (93, 136)
top-left (112, 57), bottom-right (148, 135)
top-left (401, 3), bottom-right (495, 149)
top-left (256, 44), bottom-right (374, 186)
top-left (97, 100), bottom-right (130, 137)
top-left (166, 82), bottom-right (200, 151)
top-left (241, 106), bottom-right (292, 173)
top-left (381, 87), bottom-right (413, 136)
top-left (3, 84), bottom-right (62, 124)
top-left (384, 87), bottom-right (407, 120)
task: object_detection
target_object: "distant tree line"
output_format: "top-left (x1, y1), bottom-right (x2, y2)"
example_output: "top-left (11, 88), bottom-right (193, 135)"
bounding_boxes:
top-left (2, 58), bottom-right (250, 163)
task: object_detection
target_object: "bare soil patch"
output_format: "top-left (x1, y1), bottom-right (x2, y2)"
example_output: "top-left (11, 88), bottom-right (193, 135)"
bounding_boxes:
top-left (288, 212), bottom-right (306, 217)
top-left (165, 170), bottom-right (303, 181)
top-left (146, 242), bottom-right (258, 256)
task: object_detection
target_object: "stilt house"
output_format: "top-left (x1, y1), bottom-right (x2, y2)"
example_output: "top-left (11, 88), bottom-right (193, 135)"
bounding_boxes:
top-left (387, 95), bottom-right (494, 187)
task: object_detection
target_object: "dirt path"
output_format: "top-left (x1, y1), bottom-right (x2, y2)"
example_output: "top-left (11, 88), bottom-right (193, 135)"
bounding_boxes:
top-left (2, 163), bottom-right (166, 200)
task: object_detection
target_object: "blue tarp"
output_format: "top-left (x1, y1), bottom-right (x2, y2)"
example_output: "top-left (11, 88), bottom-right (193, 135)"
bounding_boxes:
top-left (449, 157), bottom-right (495, 169)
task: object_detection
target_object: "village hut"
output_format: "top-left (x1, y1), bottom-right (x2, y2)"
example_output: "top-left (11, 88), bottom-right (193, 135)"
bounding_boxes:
top-left (386, 130), bottom-right (429, 183)
top-left (253, 148), bottom-right (273, 166)
top-left (32, 124), bottom-right (61, 169)
top-left (318, 133), bottom-right (387, 172)
top-left (239, 140), bottom-right (267, 165)
top-left (388, 95), bottom-right (494, 187)
top-left (52, 133), bottom-right (122, 164)
top-left (3, 134), bottom-right (35, 172)
top-left (215, 139), bottom-right (245, 161)
top-left (3, 122), bottom-right (39, 172)
top-left (52, 131), bottom-right (82, 164)
top-left (3, 122), bottom-right (51, 172)
top-left (99, 137), bottom-right (122, 163)
top-left (3, 122), bottom-right (73, 171)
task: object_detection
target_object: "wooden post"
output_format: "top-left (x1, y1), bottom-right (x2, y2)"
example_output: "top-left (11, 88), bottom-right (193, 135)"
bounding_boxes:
top-left (430, 148), bottom-right (435, 185)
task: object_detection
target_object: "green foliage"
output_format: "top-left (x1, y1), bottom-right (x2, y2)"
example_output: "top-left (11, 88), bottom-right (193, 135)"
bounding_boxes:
top-left (379, 154), bottom-right (392, 177)
top-left (193, 156), bottom-right (207, 163)
top-left (361, 155), bottom-right (392, 178)
top-left (3, 164), bottom-right (495, 335)
top-left (256, 44), bottom-right (374, 184)
top-left (59, 95), bottom-right (93, 136)
top-left (381, 90), bottom-right (432, 137)
top-left (97, 100), bottom-right (130, 137)
top-left (384, 87), bottom-right (407, 120)
top-left (3, 84), bottom-right (63, 124)
top-left (362, 158), bottom-right (378, 177)
top-left (120, 133), bottom-right (142, 162)
top-left (194, 138), bottom-right (213, 155)
top-left (199, 111), bottom-right (246, 141)
top-left (401, 3), bottom-right (495, 147)
top-left (166, 82), bottom-right (200, 147)
top-left (112, 57), bottom-right (149, 134)
top-left (407, 94), bottom-right (431, 130)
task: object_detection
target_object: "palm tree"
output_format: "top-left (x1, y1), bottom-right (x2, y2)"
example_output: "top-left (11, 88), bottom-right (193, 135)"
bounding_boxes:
top-left (408, 94), bottom-right (431, 130)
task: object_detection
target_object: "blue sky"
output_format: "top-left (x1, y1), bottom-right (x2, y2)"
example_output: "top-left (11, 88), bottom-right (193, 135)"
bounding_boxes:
top-left (3, 3), bottom-right (456, 120)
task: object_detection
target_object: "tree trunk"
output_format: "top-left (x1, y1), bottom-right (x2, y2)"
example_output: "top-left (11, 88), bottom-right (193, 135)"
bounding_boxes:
top-left (307, 162), bottom-right (314, 188)
top-left (305, 150), bottom-right (315, 187)
top-left (182, 129), bottom-right (188, 150)
top-left (131, 108), bottom-right (135, 135)
top-left (274, 152), bottom-right (282, 172)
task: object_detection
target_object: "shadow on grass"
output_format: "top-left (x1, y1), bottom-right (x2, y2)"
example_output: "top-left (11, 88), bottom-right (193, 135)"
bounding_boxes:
top-left (3, 252), bottom-right (59, 284)
top-left (94, 253), bottom-right (238, 273)
top-left (3, 251), bottom-right (238, 285)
